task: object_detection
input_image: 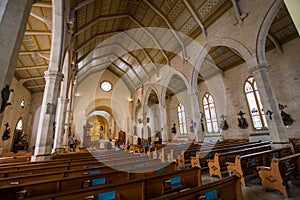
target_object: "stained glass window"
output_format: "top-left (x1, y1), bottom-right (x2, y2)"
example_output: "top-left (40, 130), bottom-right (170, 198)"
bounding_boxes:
top-left (203, 93), bottom-right (219, 133)
top-left (244, 76), bottom-right (268, 130)
top-left (177, 102), bottom-right (187, 135)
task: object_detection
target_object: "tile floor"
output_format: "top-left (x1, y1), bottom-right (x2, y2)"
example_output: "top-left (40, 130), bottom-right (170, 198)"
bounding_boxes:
top-left (201, 171), bottom-right (300, 200)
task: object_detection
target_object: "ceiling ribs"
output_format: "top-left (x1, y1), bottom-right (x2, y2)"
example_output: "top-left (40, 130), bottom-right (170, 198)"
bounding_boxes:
top-left (30, 10), bottom-right (52, 30)
top-left (141, 0), bottom-right (188, 61)
top-left (15, 65), bottom-right (48, 71)
top-left (72, 13), bottom-right (170, 66)
top-left (27, 84), bottom-right (45, 89)
top-left (114, 55), bottom-right (143, 86)
top-left (19, 76), bottom-right (44, 85)
top-left (123, 32), bottom-right (158, 75)
top-left (32, 2), bottom-right (52, 8)
top-left (111, 63), bottom-right (136, 89)
top-left (267, 33), bottom-right (283, 55)
top-left (183, 0), bottom-right (207, 37)
top-left (24, 31), bottom-right (52, 35)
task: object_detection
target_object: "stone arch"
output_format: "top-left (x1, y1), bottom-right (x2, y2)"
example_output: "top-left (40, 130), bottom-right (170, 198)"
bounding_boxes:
top-left (142, 85), bottom-right (160, 110)
top-left (161, 69), bottom-right (190, 107)
top-left (191, 38), bottom-right (253, 93)
top-left (256, 0), bottom-right (283, 66)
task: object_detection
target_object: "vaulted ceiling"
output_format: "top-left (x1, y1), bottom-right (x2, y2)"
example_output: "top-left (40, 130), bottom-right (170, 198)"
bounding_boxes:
top-left (14, 0), bottom-right (298, 94)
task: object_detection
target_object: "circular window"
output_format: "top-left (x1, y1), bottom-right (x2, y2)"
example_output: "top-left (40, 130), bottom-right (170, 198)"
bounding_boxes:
top-left (100, 81), bottom-right (112, 92)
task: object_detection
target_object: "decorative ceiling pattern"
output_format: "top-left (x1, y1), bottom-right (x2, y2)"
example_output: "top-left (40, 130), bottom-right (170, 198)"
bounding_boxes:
top-left (14, 0), bottom-right (298, 94)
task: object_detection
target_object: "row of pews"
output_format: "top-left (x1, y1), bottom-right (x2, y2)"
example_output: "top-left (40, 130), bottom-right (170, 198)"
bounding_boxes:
top-left (0, 138), bottom-right (299, 199)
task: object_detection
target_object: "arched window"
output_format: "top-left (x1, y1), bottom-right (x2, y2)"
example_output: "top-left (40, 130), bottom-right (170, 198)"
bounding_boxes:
top-left (203, 93), bottom-right (219, 133)
top-left (244, 76), bottom-right (268, 130)
top-left (177, 102), bottom-right (187, 135)
top-left (16, 119), bottom-right (23, 130)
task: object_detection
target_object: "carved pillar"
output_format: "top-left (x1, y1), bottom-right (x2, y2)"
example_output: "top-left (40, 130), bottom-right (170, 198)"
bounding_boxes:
top-left (0, 0), bottom-right (34, 125)
top-left (250, 65), bottom-right (288, 143)
top-left (32, 71), bottom-right (63, 161)
top-left (159, 104), bottom-right (168, 144)
top-left (189, 91), bottom-right (202, 142)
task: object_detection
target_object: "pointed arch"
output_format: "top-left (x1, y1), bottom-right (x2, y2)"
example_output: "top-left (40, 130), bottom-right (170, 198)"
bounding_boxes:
top-left (191, 38), bottom-right (253, 94)
top-left (256, 0), bottom-right (283, 66)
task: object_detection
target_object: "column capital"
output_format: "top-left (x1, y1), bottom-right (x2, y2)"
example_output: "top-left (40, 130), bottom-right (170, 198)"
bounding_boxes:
top-left (44, 70), bottom-right (64, 80)
top-left (249, 64), bottom-right (269, 74)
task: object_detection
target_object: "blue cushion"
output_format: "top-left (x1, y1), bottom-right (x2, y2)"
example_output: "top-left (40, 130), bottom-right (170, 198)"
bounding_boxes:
top-left (89, 170), bottom-right (100, 175)
top-left (92, 178), bottom-right (106, 186)
top-left (170, 176), bottom-right (181, 185)
top-left (98, 191), bottom-right (115, 200)
top-left (250, 158), bottom-right (256, 164)
top-left (170, 176), bottom-right (182, 189)
top-left (205, 190), bottom-right (218, 200)
top-left (87, 166), bottom-right (98, 169)
top-left (156, 168), bottom-right (164, 174)
top-left (135, 163), bottom-right (144, 168)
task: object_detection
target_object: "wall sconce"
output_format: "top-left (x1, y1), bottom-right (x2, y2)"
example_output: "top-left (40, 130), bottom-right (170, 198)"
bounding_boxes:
top-left (1, 85), bottom-right (14, 113)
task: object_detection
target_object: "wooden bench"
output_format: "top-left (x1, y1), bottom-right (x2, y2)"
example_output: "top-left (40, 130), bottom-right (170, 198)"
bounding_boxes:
top-left (150, 175), bottom-right (242, 200)
top-left (257, 153), bottom-right (300, 197)
top-left (289, 138), bottom-right (300, 153)
top-left (21, 167), bottom-right (201, 200)
top-left (207, 144), bottom-right (272, 179)
top-left (178, 141), bottom-right (271, 169)
top-left (0, 160), bottom-right (177, 198)
top-left (226, 146), bottom-right (292, 187)
top-left (0, 153), bottom-right (152, 178)
top-left (0, 158), bottom-right (164, 186)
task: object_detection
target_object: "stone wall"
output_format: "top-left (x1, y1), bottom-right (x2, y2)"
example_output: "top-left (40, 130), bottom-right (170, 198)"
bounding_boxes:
top-left (0, 77), bottom-right (32, 153)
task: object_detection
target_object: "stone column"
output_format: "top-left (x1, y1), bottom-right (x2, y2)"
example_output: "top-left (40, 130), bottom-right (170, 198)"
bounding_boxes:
top-left (142, 112), bottom-right (148, 142)
top-left (250, 65), bottom-right (288, 143)
top-left (52, 97), bottom-right (69, 152)
top-left (189, 91), bottom-right (202, 143)
top-left (32, 70), bottom-right (63, 161)
top-left (0, 0), bottom-right (34, 125)
top-left (159, 104), bottom-right (168, 144)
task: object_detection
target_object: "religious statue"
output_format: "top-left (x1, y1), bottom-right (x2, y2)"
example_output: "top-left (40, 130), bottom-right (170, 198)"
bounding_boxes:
top-left (2, 122), bottom-right (11, 140)
top-left (279, 104), bottom-right (293, 126)
top-left (1, 85), bottom-right (13, 113)
top-left (237, 111), bottom-right (248, 129)
top-left (219, 114), bottom-right (229, 130)
top-left (171, 123), bottom-right (176, 134)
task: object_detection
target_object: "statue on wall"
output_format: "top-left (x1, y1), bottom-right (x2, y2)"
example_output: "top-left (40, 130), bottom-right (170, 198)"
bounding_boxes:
top-left (2, 122), bottom-right (11, 140)
top-left (171, 123), bottom-right (176, 134)
top-left (237, 111), bottom-right (248, 129)
top-left (219, 114), bottom-right (229, 130)
top-left (279, 104), bottom-right (294, 126)
top-left (1, 85), bottom-right (13, 113)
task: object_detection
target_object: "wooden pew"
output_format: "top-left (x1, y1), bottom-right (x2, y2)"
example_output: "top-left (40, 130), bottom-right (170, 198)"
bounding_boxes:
top-left (207, 144), bottom-right (272, 179)
top-left (226, 146), bottom-right (292, 187)
top-left (0, 151), bottom-right (150, 176)
top-left (257, 153), bottom-right (300, 198)
top-left (150, 175), bottom-right (242, 200)
top-left (178, 141), bottom-right (271, 169)
top-left (289, 138), bottom-right (300, 153)
top-left (0, 160), bottom-right (177, 199)
top-left (0, 158), bottom-right (164, 186)
top-left (20, 167), bottom-right (201, 200)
